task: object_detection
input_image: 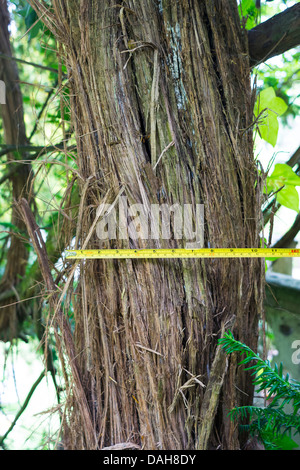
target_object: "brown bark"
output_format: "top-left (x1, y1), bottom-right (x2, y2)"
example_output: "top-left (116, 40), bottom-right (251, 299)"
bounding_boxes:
top-left (248, 3), bottom-right (300, 67)
top-left (27, 0), bottom-right (265, 450)
top-left (0, 0), bottom-right (32, 340)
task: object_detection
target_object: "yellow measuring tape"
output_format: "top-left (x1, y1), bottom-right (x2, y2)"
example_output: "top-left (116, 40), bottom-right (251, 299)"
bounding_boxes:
top-left (65, 248), bottom-right (300, 259)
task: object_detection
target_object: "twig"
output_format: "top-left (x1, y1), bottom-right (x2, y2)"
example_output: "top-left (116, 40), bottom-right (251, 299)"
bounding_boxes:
top-left (0, 293), bottom-right (46, 309)
top-left (29, 78), bottom-right (59, 141)
top-left (0, 52), bottom-right (62, 75)
top-left (263, 145), bottom-right (300, 226)
top-left (153, 140), bottom-right (174, 170)
top-left (286, 145), bottom-right (300, 168)
top-left (0, 143), bottom-right (75, 159)
top-left (0, 370), bottom-right (45, 447)
top-left (17, 10), bottom-right (46, 41)
top-left (272, 211), bottom-right (300, 248)
top-left (267, 199), bottom-right (276, 247)
top-left (196, 320), bottom-right (235, 450)
top-left (150, 48), bottom-right (160, 170)
top-left (17, 198), bottom-right (97, 449)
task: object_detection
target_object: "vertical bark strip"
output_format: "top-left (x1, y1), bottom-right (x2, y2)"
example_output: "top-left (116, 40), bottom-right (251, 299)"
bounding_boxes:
top-left (28, 0), bottom-right (265, 449)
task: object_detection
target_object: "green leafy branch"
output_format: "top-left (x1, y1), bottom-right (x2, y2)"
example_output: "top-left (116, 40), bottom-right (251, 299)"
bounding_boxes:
top-left (231, 406), bottom-right (300, 435)
top-left (254, 87), bottom-right (300, 212)
top-left (219, 331), bottom-right (300, 450)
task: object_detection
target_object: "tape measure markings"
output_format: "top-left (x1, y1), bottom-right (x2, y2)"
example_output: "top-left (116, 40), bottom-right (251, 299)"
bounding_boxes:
top-left (65, 248), bottom-right (300, 259)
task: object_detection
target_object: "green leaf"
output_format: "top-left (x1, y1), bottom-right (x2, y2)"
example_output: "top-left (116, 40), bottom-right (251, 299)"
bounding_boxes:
top-left (24, 5), bottom-right (42, 42)
top-left (268, 163), bottom-right (300, 187)
top-left (266, 164), bottom-right (300, 211)
top-left (238, 0), bottom-right (258, 29)
top-left (254, 87), bottom-right (288, 147)
top-left (256, 87), bottom-right (288, 116)
top-left (258, 111), bottom-right (279, 147)
top-left (0, 221), bottom-right (23, 232)
top-left (266, 433), bottom-right (299, 450)
top-left (276, 185), bottom-right (299, 212)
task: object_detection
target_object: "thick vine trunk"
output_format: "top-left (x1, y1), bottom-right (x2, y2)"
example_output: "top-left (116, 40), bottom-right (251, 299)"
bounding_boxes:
top-left (29, 0), bottom-right (264, 450)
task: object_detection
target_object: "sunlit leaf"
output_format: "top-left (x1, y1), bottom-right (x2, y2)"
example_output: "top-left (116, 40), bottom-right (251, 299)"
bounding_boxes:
top-left (268, 163), bottom-right (300, 187)
top-left (266, 164), bottom-right (300, 211)
top-left (254, 87), bottom-right (288, 147)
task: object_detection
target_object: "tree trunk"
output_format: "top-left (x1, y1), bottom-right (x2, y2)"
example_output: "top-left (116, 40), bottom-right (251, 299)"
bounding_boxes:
top-left (29, 0), bottom-right (265, 450)
top-left (0, 0), bottom-right (32, 341)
